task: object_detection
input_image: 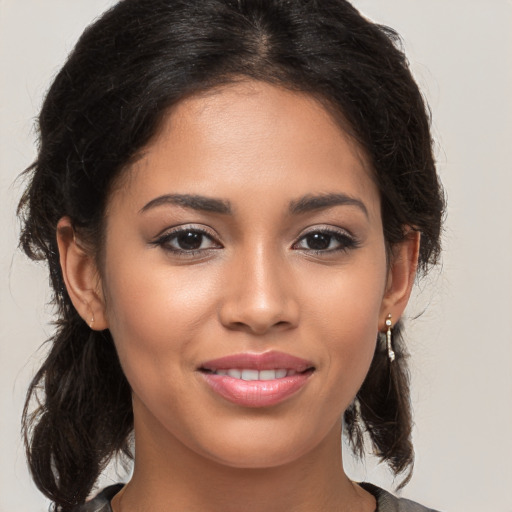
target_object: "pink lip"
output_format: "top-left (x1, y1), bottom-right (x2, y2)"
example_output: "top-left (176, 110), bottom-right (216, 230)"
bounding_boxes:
top-left (199, 351), bottom-right (314, 408)
top-left (200, 350), bottom-right (313, 372)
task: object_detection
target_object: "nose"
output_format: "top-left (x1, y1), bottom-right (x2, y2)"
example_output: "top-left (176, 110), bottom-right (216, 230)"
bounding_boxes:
top-left (218, 246), bottom-right (299, 335)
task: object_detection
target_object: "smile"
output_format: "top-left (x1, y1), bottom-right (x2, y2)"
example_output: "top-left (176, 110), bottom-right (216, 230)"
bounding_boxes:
top-left (199, 351), bottom-right (315, 407)
top-left (206, 368), bottom-right (298, 380)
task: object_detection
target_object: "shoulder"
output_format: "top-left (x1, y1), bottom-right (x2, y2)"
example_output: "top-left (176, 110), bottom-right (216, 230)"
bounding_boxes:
top-left (360, 483), bottom-right (442, 512)
top-left (71, 484), bottom-right (123, 512)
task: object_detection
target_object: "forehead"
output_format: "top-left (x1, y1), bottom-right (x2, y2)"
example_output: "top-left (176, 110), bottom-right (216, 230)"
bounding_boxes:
top-left (110, 80), bottom-right (379, 218)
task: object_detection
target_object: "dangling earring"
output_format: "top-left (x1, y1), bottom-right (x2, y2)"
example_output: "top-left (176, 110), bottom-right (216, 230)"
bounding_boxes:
top-left (88, 314), bottom-right (95, 330)
top-left (385, 314), bottom-right (396, 363)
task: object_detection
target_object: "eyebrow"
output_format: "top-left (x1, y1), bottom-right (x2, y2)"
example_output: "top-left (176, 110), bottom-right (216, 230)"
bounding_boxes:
top-left (289, 193), bottom-right (369, 218)
top-left (139, 194), bottom-right (232, 215)
top-left (139, 192), bottom-right (368, 218)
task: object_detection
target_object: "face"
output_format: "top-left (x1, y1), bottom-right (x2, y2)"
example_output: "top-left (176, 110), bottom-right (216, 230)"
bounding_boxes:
top-left (98, 81), bottom-right (391, 468)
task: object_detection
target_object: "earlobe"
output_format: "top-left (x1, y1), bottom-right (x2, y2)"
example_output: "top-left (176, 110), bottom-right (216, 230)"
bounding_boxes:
top-left (379, 230), bottom-right (421, 330)
top-left (56, 217), bottom-right (108, 330)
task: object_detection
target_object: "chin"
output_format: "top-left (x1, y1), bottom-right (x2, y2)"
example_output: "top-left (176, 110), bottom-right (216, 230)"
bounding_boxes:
top-left (189, 417), bottom-right (332, 470)
top-left (206, 443), bottom-right (308, 470)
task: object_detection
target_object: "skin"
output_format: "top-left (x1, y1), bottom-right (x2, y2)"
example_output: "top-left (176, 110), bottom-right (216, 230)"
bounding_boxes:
top-left (57, 80), bottom-right (419, 512)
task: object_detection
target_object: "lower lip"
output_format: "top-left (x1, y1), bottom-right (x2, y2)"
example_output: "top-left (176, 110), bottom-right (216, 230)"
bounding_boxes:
top-left (200, 372), bottom-right (312, 408)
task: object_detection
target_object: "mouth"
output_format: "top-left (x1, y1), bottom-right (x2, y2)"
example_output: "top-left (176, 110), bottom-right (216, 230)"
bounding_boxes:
top-left (198, 351), bottom-right (315, 408)
top-left (200, 368), bottom-right (311, 380)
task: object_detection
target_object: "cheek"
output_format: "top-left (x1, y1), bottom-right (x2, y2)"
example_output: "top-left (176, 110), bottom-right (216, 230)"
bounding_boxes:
top-left (302, 257), bottom-right (386, 403)
top-left (102, 256), bottom-right (220, 386)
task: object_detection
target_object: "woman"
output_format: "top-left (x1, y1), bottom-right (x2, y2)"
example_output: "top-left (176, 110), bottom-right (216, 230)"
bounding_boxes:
top-left (18, 0), bottom-right (444, 511)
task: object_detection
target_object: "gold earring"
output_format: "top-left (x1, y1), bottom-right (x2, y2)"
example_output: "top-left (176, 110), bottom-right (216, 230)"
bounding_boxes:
top-left (385, 314), bottom-right (395, 363)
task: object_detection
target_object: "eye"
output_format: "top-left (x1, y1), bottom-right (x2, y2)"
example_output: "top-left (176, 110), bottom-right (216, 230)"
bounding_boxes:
top-left (151, 226), bottom-right (221, 254)
top-left (171, 230), bottom-right (211, 251)
top-left (293, 229), bottom-right (358, 253)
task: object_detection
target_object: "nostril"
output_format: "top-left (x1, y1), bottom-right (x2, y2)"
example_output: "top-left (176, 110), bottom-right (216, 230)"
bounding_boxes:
top-left (218, 293), bottom-right (299, 335)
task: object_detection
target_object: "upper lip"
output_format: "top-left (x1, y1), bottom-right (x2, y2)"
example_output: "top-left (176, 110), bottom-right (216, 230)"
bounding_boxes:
top-left (199, 350), bottom-right (314, 372)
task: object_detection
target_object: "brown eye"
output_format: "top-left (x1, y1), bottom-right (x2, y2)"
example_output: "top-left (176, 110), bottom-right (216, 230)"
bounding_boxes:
top-left (152, 227), bottom-right (222, 254)
top-left (175, 231), bottom-right (205, 250)
top-left (304, 233), bottom-right (332, 251)
top-left (293, 229), bottom-right (358, 253)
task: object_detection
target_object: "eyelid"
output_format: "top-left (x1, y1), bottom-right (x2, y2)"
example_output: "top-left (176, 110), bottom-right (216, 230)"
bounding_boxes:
top-left (150, 224), bottom-right (223, 253)
top-left (297, 224), bottom-right (355, 239)
top-left (292, 225), bottom-right (360, 252)
top-left (152, 223), bottom-right (219, 241)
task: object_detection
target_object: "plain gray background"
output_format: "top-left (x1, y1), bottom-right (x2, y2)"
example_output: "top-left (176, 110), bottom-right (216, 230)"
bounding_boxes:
top-left (1, 1), bottom-right (511, 511)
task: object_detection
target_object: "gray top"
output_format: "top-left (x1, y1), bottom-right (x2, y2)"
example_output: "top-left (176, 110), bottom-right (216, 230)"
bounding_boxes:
top-left (73, 483), bottom-right (441, 511)
top-left (360, 483), bottom-right (441, 512)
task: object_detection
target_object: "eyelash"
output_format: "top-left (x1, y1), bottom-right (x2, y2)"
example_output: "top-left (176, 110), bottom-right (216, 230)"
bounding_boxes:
top-left (292, 228), bottom-right (359, 254)
top-left (150, 226), bottom-right (222, 257)
top-left (151, 226), bottom-right (359, 257)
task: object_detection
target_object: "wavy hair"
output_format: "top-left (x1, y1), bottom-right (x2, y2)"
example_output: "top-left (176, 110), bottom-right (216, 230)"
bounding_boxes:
top-left (18, 0), bottom-right (445, 509)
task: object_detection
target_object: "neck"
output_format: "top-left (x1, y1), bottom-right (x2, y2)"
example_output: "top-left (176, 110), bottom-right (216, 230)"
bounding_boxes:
top-left (113, 406), bottom-right (375, 512)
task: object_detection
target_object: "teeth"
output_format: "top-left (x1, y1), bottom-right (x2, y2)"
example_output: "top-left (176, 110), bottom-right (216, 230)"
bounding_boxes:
top-left (241, 369), bottom-right (259, 381)
top-left (259, 370), bottom-right (277, 380)
top-left (213, 369), bottom-right (297, 380)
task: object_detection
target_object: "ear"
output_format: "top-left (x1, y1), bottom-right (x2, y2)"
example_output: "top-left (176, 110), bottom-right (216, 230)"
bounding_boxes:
top-left (379, 229), bottom-right (421, 330)
top-left (56, 217), bottom-right (109, 330)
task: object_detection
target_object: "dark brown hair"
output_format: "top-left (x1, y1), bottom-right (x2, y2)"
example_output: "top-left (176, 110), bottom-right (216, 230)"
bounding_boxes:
top-left (18, 0), bottom-right (444, 509)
